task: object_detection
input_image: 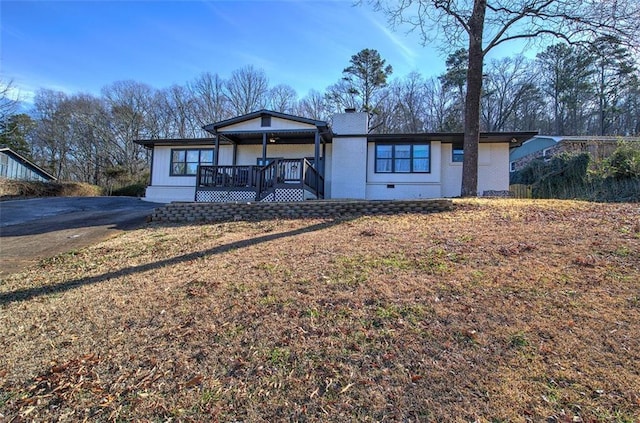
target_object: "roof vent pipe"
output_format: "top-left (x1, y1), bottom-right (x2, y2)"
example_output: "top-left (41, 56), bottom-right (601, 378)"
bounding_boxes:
top-left (344, 108), bottom-right (356, 113)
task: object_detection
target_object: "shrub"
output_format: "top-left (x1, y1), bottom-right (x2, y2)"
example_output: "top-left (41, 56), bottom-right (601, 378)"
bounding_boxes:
top-left (0, 179), bottom-right (103, 200)
top-left (604, 142), bottom-right (640, 180)
top-left (110, 183), bottom-right (146, 197)
top-left (511, 143), bottom-right (640, 202)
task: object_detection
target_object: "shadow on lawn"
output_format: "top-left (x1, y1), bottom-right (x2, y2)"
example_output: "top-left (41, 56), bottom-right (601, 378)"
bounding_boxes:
top-left (0, 219), bottom-right (346, 306)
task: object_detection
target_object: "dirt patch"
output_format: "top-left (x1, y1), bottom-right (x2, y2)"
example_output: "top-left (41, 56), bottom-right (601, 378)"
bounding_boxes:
top-left (0, 199), bottom-right (639, 422)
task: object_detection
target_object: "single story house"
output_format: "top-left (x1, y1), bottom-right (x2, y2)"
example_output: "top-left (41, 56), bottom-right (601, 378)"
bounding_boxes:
top-left (509, 135), bottom-right (640, 173)
top-left (0, 146), bottom-right (56, 182)
top-left (136, 110), bottom-right (536, 203)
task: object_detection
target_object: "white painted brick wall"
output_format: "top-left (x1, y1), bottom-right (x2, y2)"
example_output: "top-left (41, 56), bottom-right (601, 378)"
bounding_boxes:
top-left (332, 112), bottom-right (368, 135)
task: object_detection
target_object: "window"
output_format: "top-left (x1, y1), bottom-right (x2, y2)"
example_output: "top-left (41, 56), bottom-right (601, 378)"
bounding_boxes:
top-left (256, 157), bottom-right (283, 166)
top-left (170, 149), bottom-right (214, 176)
top-left (452, 147), bottom-right (464, 163)
top-left (509, 162), bottom-right (516, 172)
top-left (0, 153), bottom-right (7, 177)
top-left (261, 115), bottom-right (271, 127)
top-left (375, 143), bottom-right (430, 173)
top-left (543, 147), bottom-right (552, 162)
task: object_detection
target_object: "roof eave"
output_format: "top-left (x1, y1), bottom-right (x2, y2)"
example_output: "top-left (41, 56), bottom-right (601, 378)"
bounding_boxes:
top-left (203, 109), bottom-right (329, 133)
top-left (133, 138), bottom-right (220, 148)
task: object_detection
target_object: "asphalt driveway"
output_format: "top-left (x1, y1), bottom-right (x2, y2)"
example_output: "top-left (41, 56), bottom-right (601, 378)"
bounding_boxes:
top-left (0, 197), bottom-right (162, 276)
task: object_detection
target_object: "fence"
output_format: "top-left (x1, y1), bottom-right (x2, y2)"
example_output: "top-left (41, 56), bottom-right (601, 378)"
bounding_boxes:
top-left (509, 184), bottom-right (532, 199)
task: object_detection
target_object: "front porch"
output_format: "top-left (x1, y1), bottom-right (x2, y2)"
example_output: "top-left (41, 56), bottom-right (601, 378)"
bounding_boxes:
top-left (195, 110), bottom-right (331, 203)
top-left (195, 158), bottom-right (324, 202)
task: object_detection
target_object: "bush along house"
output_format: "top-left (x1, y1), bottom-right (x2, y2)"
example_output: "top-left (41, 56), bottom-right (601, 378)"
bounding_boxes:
top-left (135, 109), bottom-right (536, 203)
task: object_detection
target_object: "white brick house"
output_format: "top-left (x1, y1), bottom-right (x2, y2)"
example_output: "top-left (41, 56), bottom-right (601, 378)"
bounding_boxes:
top-left (136, 110), bottom-right (535, 203)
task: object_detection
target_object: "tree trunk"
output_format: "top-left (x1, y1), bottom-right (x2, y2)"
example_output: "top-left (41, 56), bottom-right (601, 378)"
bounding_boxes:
top-left (461, 0), bottom-right (487, 197)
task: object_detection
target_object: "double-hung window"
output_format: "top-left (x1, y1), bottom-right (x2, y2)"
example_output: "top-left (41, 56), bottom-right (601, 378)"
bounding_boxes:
top-left (170, 149), bottom-right (214, 176)
top-left (452, 147), bottom-right (464, 163)
top-left (375, 143), bottom-right (430, 173)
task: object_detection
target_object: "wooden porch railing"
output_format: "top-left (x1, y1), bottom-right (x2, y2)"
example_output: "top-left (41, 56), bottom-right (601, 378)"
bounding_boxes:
top-left (197, 159), bottom-right (324, 201)
top-left (198, 165), bottom-right (261, 188)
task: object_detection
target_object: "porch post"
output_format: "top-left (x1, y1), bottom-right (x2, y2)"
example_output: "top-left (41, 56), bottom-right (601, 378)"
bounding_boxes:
top-left (214, 135), bottom-right (220, 166)
top-left (322, 138), bottom-right (326, 176)
top-left (314, 130), bottom-right (320, 192)
top-left (233, 142), bottom-right (238, 166)
top-left (262, 132), bottom-right (267, 165)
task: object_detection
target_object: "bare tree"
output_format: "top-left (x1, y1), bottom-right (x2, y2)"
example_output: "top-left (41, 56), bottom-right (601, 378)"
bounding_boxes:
top-left (422, 77), bottom-right (456, 131)
top-left (224, 65), bottom-right (269, 115)
top-left (510, 80), bottom-right (545, 132)
top-left (297, 89), bottom-right (332, 121)
top-left (325, 79), bottom-right (359, 116)
top-left (63, 94), bottom-right (110, 185)
top-left (366, 0), bottom-right (640, 196)
top-left (32, 89), bottom-right (72, 179)
top-left (101, 80), bottom-right (155, 177)
top-left (188, 72), bottom-right (230, 128)
top-left (376, 72), bottom-right (429, 133)
top-left (153, 85), bottom-right (199, 138)
top-left (268, 84), bottom-right (298, 114)
top-left (0, 79), bottom-right (20, 125)
top-left (481, 55), bottom-right (539, 131)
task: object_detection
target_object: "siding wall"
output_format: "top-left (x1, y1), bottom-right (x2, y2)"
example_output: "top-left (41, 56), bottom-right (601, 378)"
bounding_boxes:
top-left (146, 143), bottom-right (333, 203)
top-left (0, 152), bottom-right (50, 181)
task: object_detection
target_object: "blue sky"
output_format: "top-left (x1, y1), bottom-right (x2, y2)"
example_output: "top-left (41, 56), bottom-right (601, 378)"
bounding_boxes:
top-left (1, 0), bottom-right (530, 105)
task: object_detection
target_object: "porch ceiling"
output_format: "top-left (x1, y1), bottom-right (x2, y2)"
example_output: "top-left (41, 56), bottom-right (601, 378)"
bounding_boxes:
top-left (219, 129), bottom-right (332, 145)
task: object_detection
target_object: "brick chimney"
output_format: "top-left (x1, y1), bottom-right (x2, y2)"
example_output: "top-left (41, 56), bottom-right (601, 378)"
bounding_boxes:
top-left (332, 110), bottom-right (368, 135)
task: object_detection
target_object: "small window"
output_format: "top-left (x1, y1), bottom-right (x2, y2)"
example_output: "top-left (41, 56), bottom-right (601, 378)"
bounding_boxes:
top-left (0, 153), bottom-right (8, 177)
top-left (261, 115), bottom-right (271, 127)
top-left (375, 143), bottom-right (430, 173)
top-left (452, 147), bottom-right (464, 163)
top-left (509, 162), bottom-right (516, 172)
top-left (170, 149), bottom-right (214, 176)
top-left (256, 157), bottom-right (283, 166)
top-left (543, 147), bottom-right (552, 162)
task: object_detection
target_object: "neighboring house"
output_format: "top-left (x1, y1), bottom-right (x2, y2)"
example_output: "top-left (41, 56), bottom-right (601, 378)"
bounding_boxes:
top-left (509, 135), bottom-right (640, 173)
top-left (0, 146), bottom-right (56, 182)
top-left (136, 110), bottom-right (535, 203)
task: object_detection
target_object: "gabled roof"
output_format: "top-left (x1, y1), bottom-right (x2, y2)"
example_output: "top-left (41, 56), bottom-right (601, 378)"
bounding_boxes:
top-left (0, 146), bottom-right (56, 181)
top-left (203, 109), bottom-right (330, 134)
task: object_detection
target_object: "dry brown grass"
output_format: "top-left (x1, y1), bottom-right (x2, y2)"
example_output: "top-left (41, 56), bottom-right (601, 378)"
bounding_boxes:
top-left (0, 179), bottom-right (103, 200)
top-left (1, 199), bottom-right (639, 422)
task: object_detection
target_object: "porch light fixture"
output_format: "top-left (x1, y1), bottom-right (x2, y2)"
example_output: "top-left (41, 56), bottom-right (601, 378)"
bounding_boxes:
top-left (269, 137), bottom-right (278, 143)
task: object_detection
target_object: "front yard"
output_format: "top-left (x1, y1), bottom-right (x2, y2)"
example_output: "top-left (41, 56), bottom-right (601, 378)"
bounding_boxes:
top-left (1, 199), bottom-right (639, 422)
